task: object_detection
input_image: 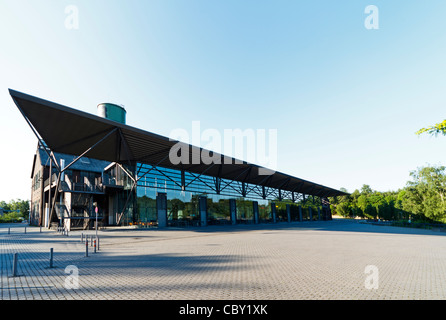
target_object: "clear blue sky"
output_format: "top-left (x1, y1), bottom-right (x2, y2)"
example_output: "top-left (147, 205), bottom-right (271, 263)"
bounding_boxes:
top-left (1, 0), bottom-right (446, 201)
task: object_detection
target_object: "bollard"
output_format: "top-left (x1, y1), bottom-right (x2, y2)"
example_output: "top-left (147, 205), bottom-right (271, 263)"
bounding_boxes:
top-left (97, 237), bottom-right (100, 251)
top-left (12, 253), bottom-right (18, 277)
top-left (94, 239), bottom-right (96, 253)
top-left (49, 248), bottom-right (54, 268)
top-left (8, 228), bottom-right (10, 235)
top-left (40, 226), bottom-right (42, 233)
top-left (81, 233), bottom-right (84, 243)
top-left (85, 239), bottom-right (89, 257)
top-left (24, 227), bottom-right (27, 234)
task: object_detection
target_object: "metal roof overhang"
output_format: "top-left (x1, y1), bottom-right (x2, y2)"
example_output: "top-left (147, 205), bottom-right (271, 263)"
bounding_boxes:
top-left (9, 89), bottom-right (348, 198)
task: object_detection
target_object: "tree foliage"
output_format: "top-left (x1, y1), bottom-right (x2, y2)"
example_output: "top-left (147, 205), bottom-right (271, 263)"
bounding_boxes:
top-left (404, 166), bottom-right (446, 222)
top-left (0, 199), bottom-right (29, 223)
top-left (0, 199), bottom-right (29, 217)
top-left (416, 120), bottom-right (446, 137)
top-left (330, 165), bottom-right (446, 223)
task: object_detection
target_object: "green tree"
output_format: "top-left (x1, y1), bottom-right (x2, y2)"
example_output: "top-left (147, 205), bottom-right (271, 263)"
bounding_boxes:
top-left (0, 200), bottom-right (11, 211)
top-left (416, 120), bottom-right (446, 137)
top-left (403, 166), bottom-right (446, 222)
top-left (361, 184), bottom-right (373, 195)
top-left (357, 194), bottom-right (368, 215)
top-left (0, 199), bottom-right (29, 219)
top-left (364, 203), bottom-right (377, 219)
top-left (336, 201), bottom-right (351, 217)
top-left (10, 199), bottom-right (29, 218)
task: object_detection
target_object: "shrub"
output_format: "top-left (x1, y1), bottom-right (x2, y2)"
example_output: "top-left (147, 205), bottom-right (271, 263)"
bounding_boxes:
top-left (0, 212), bottom-right (24, 223)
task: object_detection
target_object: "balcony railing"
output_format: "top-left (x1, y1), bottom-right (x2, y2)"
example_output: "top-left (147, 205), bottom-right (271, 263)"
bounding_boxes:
top-left (102, 173), bottom-right (131, 189)
top-left (44, 174), bottom-right (104, 194)
top-left (71, 182), bottom-right (103, 193)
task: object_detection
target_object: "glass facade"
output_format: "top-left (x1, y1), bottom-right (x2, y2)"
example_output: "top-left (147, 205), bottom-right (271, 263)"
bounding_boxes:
top-left (110, 162), bottom-right (331, 227)
top-left (236, 198), bottom-right (254, 223)
top-left (34, 155), bottom-right (330, 229)
top-left (207, 195), bottom-right (231, 225)
top-left (168, 192), bottom-right (200, 227)
top-left (137, 189), bottom-right (157, 226)
top-left (258, 201), bottom-right (272, 223)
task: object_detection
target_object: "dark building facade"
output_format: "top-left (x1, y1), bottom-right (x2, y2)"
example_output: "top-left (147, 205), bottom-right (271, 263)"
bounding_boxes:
top-left (13, 89), bottom-right (346, 230)
top-left (30, 146), bottom-right (136, 230)
top-left (30, 145), bottom-right (332, 230)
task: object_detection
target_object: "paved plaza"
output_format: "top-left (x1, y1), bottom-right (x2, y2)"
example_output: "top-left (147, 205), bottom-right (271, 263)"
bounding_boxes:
top-left (1, 219), bottom-right (446, 300)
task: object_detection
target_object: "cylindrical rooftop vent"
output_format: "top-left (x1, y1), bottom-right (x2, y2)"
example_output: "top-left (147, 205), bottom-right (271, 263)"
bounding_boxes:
top-left (97, 103), bottom-right (126, 124)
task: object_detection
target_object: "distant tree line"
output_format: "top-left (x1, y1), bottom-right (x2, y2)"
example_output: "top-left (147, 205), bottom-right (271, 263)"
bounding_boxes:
top-left (0, 199), bottom-right (29, 223)
top-left (330, 165), bottom-right (446, 223)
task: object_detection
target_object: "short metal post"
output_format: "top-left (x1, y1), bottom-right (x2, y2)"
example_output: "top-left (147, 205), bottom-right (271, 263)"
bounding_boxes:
top-left (8, 228), bottom-right (10, 235)
top-left (12, 253), bottom-right (18, 277)
top-left (94, 239), bottom-right (97, 253)
top-left (97, 237), bottom-right (100, 251)
top-left (49, 248), bottom-right (54, 268)
top-left (81, 233), bottom-right (84, 243)
top-left (40, 226), bottom-right (42, 233)
top-left (85, 239), bottom-right (89, 257)
top-left (24, 227), bottom-right (26, 234)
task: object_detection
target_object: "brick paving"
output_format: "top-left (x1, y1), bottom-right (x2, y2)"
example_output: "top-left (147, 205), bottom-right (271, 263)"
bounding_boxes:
top-left (1, 219), bottom-right (446, 300)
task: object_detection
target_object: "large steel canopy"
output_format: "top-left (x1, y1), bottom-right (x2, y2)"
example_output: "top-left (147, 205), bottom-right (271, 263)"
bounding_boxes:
top-left (10, 89), bottom-right (348, 198)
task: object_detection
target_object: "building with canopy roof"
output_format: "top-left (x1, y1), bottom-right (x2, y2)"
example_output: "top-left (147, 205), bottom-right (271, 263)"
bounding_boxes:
top-left (10, 89), bottom-right (348, 230)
